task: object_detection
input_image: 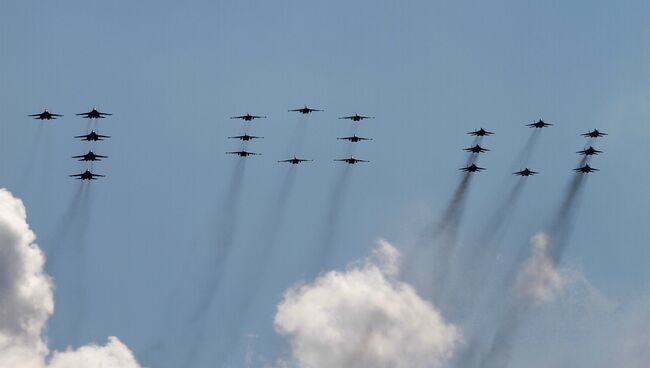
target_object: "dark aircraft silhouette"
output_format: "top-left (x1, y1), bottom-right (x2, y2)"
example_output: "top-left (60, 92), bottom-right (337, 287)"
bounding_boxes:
top-left (226, 150), bottom-right (260, 157)
top-left (335, 157), bottom-right (369, 164)
top-left (289, 106), bottom-right (322, 114)
top-left (464, 144), bottom-right (489, 153)
top-left (337, 135), bottom-right (372, 142)
top-left (278, 156), bottom-right (313, 165)
top-left (527, 119), bottom-right (553, 128)
top-left (460, 164), bottom-right (485, 172)
top-left (72, 151), bottom-right (108, 162)
top-left (339, 114), bottom-right (374, 122)
top-left (228, 134), bottom-right (263, 141)
top-left (582, 129), bottom-right (607, 138)
top-left (76, 108), bottom-right (112, 119)
top-left (69, 170), bottom-right (105, 180)
top-left (468, 128), bottom-right (494, 136)
top-left (574, 164), bottom-right (599, 173)
top-left (28, 109), bottom-right (63, 120)
top-left (75, 131), bottom-right (110, 141)
top-left (513, 168), bottom-right (538, 176)
top-left (577, 146), bottom-right (602, 156)
top-left (230, 113), bottom-right (266, 121)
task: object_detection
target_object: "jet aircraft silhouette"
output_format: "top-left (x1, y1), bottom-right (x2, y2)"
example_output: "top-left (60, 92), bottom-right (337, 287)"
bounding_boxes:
top-left (28, 109), bottom-right (63, 120)
top-left (513, 168), bottom-right (538, 176)
top-left (76, 108), bottom-right (112, 119)
top-left (72, 151), bottom-right (108, 162)
top-left (337, 135), bottom-right (372, 142)
top-left (467, 128), bottom-right (494, 136)
top-left (339, 114), bottom-right (374, 122)
top-left (69, 170), bottom-right (105, 180)
top-left (289, 106), bottom-right (322, 114)
top-left (75, 131), bottom-right (110, 141)
top-left (278, 156), bottom-right (313, 164)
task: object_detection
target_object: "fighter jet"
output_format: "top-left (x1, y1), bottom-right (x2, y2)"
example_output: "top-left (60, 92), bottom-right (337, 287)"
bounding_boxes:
top-left (582, 129), bottom-right (607, 138)
top-left (467, 128), bottom-right (494, 136)
top-left (527, 119), bottom-right (553, 128)
top-left (278, 156), bottom-right (313, 165)
top-left (72, 150), bottom-right (108, 162)
top-left (75, 131), bottom-right (110, 141)
top-left (577, 146), bottom-right (603, 156)
top-left (289, 106), bottom-right (322, 114)
top-left (228, 133), bottom-right (263, 141)
top-left (230, 113), bottom-right (266, 121)
top-left (28, 109), bottom-right (63, 120)
top-left (226, 150), bottom-right (260, 157)
top-left (69, 170), bottom-right (105, 180)
top-left (513, 168), bottom-right (538, 176)
top-left (335, 157), bottom-right (369, 164)
top-left (464, 144), bottom-right (489, 153)
top-left (574, 164), bottom-right (599, 173)
top-left (339, 114), bottom-right (374, 122)
top-left (337, 135), bottom-right (372, 142)
top-left (460, 164), bottom-right (485, 172)
top-left (76, 108), bottom-right (112, 119)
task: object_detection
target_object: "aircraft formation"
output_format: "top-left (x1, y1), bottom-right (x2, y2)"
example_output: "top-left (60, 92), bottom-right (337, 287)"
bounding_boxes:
top-left (29, 109), bottom-right (606, 181)
top-left (29, 108), bottom-right (112, 180)
top-left (227, 106), bottom-right (374, 164)
top-left (461, 121), bottom-right (606, 176)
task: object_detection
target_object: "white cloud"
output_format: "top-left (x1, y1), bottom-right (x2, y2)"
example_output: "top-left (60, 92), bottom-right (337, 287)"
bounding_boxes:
top-left (516, 233), bottom-right (567, 303)
top-left (274, 240), bottom-right (460, 368)
top-left (0, 188), bottom-right (142, 368)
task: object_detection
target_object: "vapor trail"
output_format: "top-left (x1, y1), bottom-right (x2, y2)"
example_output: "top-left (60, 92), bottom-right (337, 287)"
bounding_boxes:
top-left (183, 159), bottom-right (247, 367)
top-left (311, 165), bottom-right (353, 272)
top-left (46, 182), bottom-right (94, 345)
top-left (214, 166), bottom-right (299, 367)
top-left (509, 129), bottom-right (541, 171)
top-left (476, 158), bottom-right (590, 367)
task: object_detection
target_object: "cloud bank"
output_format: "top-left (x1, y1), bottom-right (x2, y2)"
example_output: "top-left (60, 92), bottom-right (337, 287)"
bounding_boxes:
top-left (0, 188), bottom-right (141, 368)
top-left (275, 240), bottom-right (460, 368)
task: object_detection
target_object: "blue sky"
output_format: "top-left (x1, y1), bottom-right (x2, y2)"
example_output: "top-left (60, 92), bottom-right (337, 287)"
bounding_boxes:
top-left (1, 1), bottom-right (649, 367)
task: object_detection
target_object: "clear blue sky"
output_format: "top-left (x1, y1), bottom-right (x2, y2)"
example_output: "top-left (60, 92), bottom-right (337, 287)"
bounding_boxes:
top-left (1, 0), bottom-right (648, 367)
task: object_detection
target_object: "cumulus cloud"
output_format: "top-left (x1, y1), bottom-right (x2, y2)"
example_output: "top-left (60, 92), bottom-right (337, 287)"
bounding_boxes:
top-left (274, 240), bottom-right (460, 368)
top-left (516, 233), bottom-right (567, 303)
top-left (0, 188), bottom-right (142, 368)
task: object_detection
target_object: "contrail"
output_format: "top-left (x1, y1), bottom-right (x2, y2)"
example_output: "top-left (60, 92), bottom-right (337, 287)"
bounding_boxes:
top-left (183, 159), bottom-right (247, 367)
top-left (312, 164), bottom-right (353, 272)
top-left (214, 166), bottom-right (299, 367)
top-left (45, 182), bottom-right (94, 345)
top-left (509, 129), bottom-right (541, 171)
top-left (476, 158), bottom-right (590, 368)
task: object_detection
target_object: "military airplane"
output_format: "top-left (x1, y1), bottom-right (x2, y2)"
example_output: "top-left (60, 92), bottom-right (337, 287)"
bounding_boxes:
top-left (337, 134), bottom-right (372, 142)
top-left (467, 128), bottom-right (494, 136)
top-left (72, 151), bottom-right (108, 162)
top-left (338, 114), bottom-right (374, 122)
top-left (464, 144), bottom-right (489, 153)
top-left (574, 164), bottom-right (599, 173)
top-left (28, 109), bottom-right (63, 120)
top-left (226, 150), bottom-right (260, 157)
top-left (278, 156), bottom-right (313, 165)
top-left (582, 129), bottom-right (607, 138)
top-left (75, 131), bottom-right (110, 141)
top-left (69, 170), bottom-right (105, 180)
top-left (577, 146), bottom-right (602, 156)
top-left (76, 108), bottom-right (112, 119)
top-left (289, 106), bottom-right (322, 114)
top-left (513, 168), bottom-right (538, 176)
top-left (230, 113), bottom-right (266, 121)
top-left (335, 157), bottom-right (369, 164)
top-left (228, 133), bottom-right (263, 141)
top-left (460, 164), bottom-right (485, 172)
top-left (527, 119), bottom-right (553, 128)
